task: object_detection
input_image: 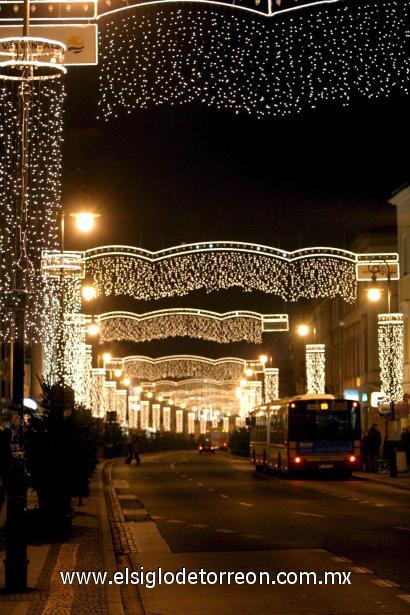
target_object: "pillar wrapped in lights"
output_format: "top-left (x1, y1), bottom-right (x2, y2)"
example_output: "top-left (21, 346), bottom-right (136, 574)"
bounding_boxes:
top-left (378, 313), bottom-right (404, 402)
top-left (128, 395), bottom-right (140, 429)
top-left (265, 368), bottom-right (279, 402)
top-left (140, 400), bottom-right (150, 430)
top-left (223, 416), bottom-right (230, 433)
top-left (91, 368), bottom-right (106, 418)
top-left (176, 409), bottom-right (184, 434)
top-left (152, 403), bottom-right (161, 432)
top-left (187, 412), bottom-right (195, 435)
top-left (200, 415), bottom-right (207, 435)
top-left (163, 406), bottom-right (171, 431)
top-left (306, 344), bottom-right (326, 395)
top-left (115, 390), bottom-right (127, 425)
top-left (104, 381), bottom-right (117, 414)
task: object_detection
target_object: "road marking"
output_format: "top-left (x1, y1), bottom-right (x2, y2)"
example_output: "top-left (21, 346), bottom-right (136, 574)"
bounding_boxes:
top-left (208, 488), bottom-right (215, 492)
top-left (374, 503), bottom-right (385, 507)
top-left (239, 502), bottom-right (254, 507)
top-left (350, 567), bottom-right (373, 574)
top-left (332, 556), bottom-right (351, 563)
top-left (150, 515), bottom-right (162, 520)
top-left (244, 534), bottom-right (262, 540)
top-left (189, 523), bottom-right (209, 528)
top-left (372, 579), bottom-right (395, 588)
top-left (181, 474), bottom-right (187, 478)
top-left (215, 528), bottom-right (236, 534)
top-left (293, 511), bottom-right (325, 518)
top-left (170, 463), bottom-right (175, 469)
top-left (197, 482), bottom-right (203, 486)
top-left (166, 519), bottom-right (184, 524)
top-left (220, 494), bottom-right (229, 499)
top-left (394, 526), bottom-right (410, 532)
top-left (398, 595), bottom-right (410, 603)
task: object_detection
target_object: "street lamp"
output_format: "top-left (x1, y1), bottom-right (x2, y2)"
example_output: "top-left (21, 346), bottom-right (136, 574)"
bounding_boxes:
top-left (296, 323), bottom-right (310, 338)
top-left (81, 283), bottom-right (97, 302)
top-left (70, 211), bottom-right (100, 234)
top-left (87, 320), bottom-right (100, 337)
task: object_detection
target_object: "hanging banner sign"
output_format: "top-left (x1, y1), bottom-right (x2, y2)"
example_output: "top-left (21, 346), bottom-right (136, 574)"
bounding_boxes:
top-left (0, 24), bottom-right (98, 65)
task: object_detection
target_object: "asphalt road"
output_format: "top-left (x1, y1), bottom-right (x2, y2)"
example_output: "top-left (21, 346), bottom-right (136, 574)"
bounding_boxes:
top-left (112, 451), bottom-right (410, 614)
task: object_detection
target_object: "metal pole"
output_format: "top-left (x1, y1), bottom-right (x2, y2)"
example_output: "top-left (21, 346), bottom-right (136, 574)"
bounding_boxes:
top-left (5, 0), bottom-right (31, 591)
top-left (60, 209), bottom-right (65, 384)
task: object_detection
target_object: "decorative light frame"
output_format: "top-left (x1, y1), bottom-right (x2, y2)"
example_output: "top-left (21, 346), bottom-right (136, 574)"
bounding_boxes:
top-left (377, 313), bottom-right (404, 402)
top-left (84, 243), bottom-right (399, 304)
top-left (108, 354), bottom-right (247, 381)
top-left (306, 344), bottom-right (326, 395)
top-left (97, 309), bottom-right (288, 344)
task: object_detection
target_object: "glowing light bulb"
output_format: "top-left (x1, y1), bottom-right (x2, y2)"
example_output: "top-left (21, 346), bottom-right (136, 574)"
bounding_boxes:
top-left (72, 212), bottom-right (99, 233)
top-left (87, 321), bottom-right (99, 336)
top-left (297, 324), bottom-right (310, 337)
top-left (368, 288), bottom-right (382, 303)
top-left (81, 284), bottom-right (96, 302)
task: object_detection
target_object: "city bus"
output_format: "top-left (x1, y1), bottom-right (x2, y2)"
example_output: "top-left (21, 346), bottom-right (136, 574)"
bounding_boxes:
top-left (249, 394), bottom-right (361, 475)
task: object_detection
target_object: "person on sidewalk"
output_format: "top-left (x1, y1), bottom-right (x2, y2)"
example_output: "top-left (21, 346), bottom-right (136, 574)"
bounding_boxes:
top-left (367, 424), bottom-right (381, 472)
top-left (126, 433), bottom-right (141, 466)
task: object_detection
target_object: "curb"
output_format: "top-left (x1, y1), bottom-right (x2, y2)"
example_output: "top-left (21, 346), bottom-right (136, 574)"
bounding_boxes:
top-left (352, 472), bottom-right (410, 491)
top-left (97, 460), bottom-right (125, 615)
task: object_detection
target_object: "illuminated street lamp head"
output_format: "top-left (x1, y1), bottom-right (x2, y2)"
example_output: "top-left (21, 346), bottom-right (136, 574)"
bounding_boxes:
top-left (87, 321), bottom-right (100, 336)
top-left (259, 354), bottom-right (268, 365)
top-left (114, 368), bottom-right (123, 378)
top-left (240, 378), bottom-right (247, 388)
top-left (245, 368), bottom-right (253, 378)
top-left (297, 323), bottom-right (310, 337)
top-left (81, 284), bottom-right (96, 302)
top-left (102, 352), bottom-right (112, 364)
top-left (122, 376), bottom-right (131, 387)
top-left (71, 212), bottom-right (100, 233)
top-left (368, 287), bottom-right (382, 303)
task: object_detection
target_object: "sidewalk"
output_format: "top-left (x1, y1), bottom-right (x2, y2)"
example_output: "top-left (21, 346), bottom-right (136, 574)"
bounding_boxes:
top-left (0, 462), bottom-right (122, 615)
top-left (353, 470), bottom-right (410, 491)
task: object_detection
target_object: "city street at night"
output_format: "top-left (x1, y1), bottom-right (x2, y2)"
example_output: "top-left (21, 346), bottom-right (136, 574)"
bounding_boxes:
top-left (108, 452), bottom-right (410, 613)
top-left (0, 0), bottom-right (409, 613)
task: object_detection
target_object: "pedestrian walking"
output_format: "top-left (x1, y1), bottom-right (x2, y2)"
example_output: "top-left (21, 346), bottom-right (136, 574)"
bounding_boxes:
top-left (126, 433), bottom-right (141, 466)
top-left (367, 424), bottom-right (381, 472)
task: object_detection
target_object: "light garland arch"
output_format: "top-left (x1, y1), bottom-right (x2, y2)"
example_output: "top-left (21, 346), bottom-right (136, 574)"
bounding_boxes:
top-left (108, 354), bottom-right (247, 381)
top-left (82, 243), bottom-right (398, 304)
top-left (97, 309), bottom-right (288, 344)
top-left (98, 1), bottom-right (410, 121)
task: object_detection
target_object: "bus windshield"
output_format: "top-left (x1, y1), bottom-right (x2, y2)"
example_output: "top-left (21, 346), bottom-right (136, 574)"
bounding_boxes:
top-left (289, 404), bottom-right (360, 443)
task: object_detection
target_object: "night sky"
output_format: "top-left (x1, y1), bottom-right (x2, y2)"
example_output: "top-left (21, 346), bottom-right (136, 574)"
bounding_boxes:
top-left (61, 31), bottom-right (409, 372)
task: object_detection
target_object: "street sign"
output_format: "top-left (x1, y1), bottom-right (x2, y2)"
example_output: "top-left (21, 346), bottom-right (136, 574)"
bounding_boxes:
top-left (378, 402), bottom-right (392, 417)
top-left (0, 24), bottom-right (97, 65)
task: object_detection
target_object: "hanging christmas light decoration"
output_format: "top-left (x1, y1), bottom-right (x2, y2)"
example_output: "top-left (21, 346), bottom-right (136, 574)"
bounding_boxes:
top-left (109, 354), bottom-right (246, 381)
top-left (84, 243), bottom-right (397, 304)
top-left (97, 309), bottom-right (288, 344)
top-left (265, 367), bottom-right (279, 401)
top-left (0, 77), bottom-right (65, 342)
top-left (90, 367), bottom-right (106, 418)
top-left (306, 343), bottom-right (326, 395)
top-left (98, 1), bottom-right (409, 121)
top-left (377, 313), bottom-right (404, 402)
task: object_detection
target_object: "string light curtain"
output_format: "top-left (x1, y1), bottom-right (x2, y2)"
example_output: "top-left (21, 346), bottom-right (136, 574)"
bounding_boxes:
top-left (98, 309), bottom-right (265, 344)
top-left (265, 368), bottom-right (279, 402)
top-left (306, 344), bottom-right (326, 395)
top-left (378, 313), bottom-right (404, 402)
top-left (85, 248), bottom-right (358, 303)
top-left (113, 355), bottom-right (246, 381)
top-left (0, 80), bottom-right (65, 341)
top-left (98, 1), bottom-right (409, 121)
